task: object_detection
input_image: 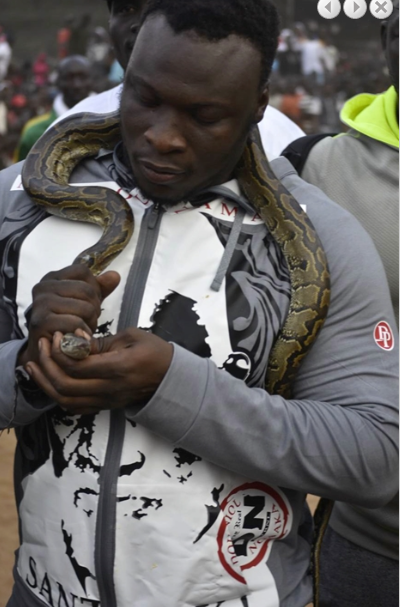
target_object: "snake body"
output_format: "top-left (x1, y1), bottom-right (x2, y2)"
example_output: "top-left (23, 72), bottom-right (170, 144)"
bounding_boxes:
top-left (21, 111), bottom-right (330, 397)
top-left (22, 112), bottom-right (133, 275)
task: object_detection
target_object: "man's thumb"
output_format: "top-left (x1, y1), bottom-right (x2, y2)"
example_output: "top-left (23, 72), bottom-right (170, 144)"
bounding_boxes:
top-left (96, 271), bottom-right (121, 301)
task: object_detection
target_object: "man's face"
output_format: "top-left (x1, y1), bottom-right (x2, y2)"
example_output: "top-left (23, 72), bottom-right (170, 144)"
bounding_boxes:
top-left (120, 14), bottom-right (268, 206)
top-left (382, 2), bottom-right (399, 93)
top-left (109, 0), bottom-right (148, 69)
top-left (58, 60), bottom-right (92, 109)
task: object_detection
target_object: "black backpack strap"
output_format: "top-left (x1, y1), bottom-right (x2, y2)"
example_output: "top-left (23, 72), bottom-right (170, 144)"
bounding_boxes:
top-left (281, 133), bottom-right (337, 175)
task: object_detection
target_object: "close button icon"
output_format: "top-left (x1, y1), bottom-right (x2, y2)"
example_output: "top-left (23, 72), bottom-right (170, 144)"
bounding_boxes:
top-left (370, 0), bottom-right (394, 18)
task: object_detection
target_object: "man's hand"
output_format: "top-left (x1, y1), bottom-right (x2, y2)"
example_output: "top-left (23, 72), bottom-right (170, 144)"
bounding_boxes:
top-left (25, 328), bottom-right (174, 416)
top-left (18, 265), bottom-right (120, 367)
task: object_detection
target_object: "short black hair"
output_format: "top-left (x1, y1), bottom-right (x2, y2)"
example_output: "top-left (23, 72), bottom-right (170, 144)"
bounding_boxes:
top-left (140, 0), bottom-right (280, 86)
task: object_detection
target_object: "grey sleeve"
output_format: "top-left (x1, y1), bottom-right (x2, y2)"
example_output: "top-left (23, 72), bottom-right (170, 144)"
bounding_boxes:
top-left (0, 165), bottom-right (55, 429)
top-left (0, 340), bottom-right (55, 429)
top-left (0, 295), bottom-right (12, 343)
top-left (131, 174), bottom-right (399, 509)
top-left (0, 168), bottom-right (13, 344)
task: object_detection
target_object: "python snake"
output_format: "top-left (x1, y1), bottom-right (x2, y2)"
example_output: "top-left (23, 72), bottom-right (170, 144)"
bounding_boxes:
top-left (21, 111), bottom-right (330, 398)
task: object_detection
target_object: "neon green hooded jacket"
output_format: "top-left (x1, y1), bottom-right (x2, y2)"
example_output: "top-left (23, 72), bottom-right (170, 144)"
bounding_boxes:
top-left (340, 85), bottom-right (399, 150)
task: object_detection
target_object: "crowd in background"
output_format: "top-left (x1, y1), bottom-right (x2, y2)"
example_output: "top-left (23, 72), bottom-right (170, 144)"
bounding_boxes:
top-left (0, 15), bottom-right (391, 170)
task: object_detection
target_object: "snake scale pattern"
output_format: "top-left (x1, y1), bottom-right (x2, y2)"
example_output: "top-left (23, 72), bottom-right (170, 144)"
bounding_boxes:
top-left (21, 110), bottom-right (330, 398)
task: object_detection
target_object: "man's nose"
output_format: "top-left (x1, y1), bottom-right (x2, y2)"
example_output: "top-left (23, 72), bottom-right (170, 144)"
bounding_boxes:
top-left (144, 114), bottom-right (186, 154)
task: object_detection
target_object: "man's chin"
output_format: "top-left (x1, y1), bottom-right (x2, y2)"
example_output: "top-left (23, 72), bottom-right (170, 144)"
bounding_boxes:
top-left (136, 184), bottom-right (185, 208)
top-left (135, 179), bottom-right (205, 208)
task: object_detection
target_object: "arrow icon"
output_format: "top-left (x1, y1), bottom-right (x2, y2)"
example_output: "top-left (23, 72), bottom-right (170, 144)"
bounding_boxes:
top-left (343, 0), bottom-right (368, 18)
top-left (317, 0), bottom-right (342, 18)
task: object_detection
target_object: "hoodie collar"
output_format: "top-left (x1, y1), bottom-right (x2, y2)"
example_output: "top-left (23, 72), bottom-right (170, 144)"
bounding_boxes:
top-left (340, 86), bottom-right (399, 149)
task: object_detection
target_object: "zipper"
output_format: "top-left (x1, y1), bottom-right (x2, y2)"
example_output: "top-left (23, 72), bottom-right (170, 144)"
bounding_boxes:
top-left (95, 409), bottom-right (126, 607)
top-left (95, 202), bottom-right (164, 607)
top-left (118, 203), bottom-right (164, 330)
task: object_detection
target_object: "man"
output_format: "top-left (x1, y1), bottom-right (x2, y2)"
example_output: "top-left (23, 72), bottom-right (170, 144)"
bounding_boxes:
top-left (290, 5), bottom-right (399, 606)
top-left (15, 55), bottom-right (93, 161)
top-left (56, 0), bottom-right (305, 159)
top-left (0, 27), bottom-right (11, 84)
top-left (0, 1), bottom-right (398, 606)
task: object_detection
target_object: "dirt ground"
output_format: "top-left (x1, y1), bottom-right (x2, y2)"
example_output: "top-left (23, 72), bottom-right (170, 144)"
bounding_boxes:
top-left (0, 431), bottom-right (18, 607)
top-left (0, 430), bottom-right (319, 607)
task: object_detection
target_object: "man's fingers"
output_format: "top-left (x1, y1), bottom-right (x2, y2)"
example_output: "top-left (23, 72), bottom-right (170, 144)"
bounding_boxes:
top-left (34, 278), bottom-right (102, 311)
top-left (27, 338), bottom-right (111, 397)
top-left (96, 271), bottom-right (121, 301)
top-left (30, 314), bottom-right (95, 341)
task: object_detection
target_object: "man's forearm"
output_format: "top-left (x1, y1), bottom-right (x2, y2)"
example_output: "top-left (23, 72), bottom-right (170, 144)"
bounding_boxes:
top-left (132, 344), bottom-right (398, 508)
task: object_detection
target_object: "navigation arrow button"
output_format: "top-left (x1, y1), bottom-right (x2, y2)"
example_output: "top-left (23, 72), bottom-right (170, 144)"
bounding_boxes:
top-left (343, 0), bottom-right (367, 18)
top-left (317, 0), bottom-right (342, 18)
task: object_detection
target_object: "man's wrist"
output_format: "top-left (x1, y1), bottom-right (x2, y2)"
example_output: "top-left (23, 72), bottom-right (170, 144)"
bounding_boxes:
top-left (17, 342), bottom-right (31, 368)
top-left (15, 365), bottom-right (41, 395)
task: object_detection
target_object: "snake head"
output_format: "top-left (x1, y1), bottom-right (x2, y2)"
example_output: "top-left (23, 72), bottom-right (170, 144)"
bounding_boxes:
top-left (60, 333), bottom-right (91, 360)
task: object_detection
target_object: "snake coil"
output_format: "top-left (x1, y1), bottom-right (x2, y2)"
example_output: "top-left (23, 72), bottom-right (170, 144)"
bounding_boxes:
top-left (21, 110), bottom-right (330, 398)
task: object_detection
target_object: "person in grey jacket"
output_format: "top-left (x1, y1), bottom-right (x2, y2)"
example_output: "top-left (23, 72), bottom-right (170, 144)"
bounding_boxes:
top-left (0, 0), bottom-right (398, 606)
top-left (299, 6), bottom-right (399, 606)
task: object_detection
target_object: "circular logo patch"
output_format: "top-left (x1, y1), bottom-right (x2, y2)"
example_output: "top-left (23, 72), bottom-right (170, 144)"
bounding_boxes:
top-left (374, 321), bottom-right (395, 351)
top-left (217, 482), bottom-right (292, 584)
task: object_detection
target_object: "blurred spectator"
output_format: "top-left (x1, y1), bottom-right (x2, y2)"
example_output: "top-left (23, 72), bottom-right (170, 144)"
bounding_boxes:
top-left (0, 28), bottom-right (12, 83)
top-left (321, 36), bottom-right (339, 75)
top-left (87, 26), bottom-right (110, 64)
top-left (15, 55), bottom-right (93, 161)
top-left (0, 86), bottom-right (7, 135)
top-left (68, 14), bottom-right (92, 56)
top-left (57, 17), bottom-right (73, 60)
top-left (319, 82), bottom-right (342, 132)
top-left (87, 26), bottom-right (112, 91)
top-left (277, 29), bottom-right (301, 77)
top-left (32, 52), bottom-right (50, 87)
top-left (299, 81), bottom-right (323, 134)
top-left (7, 93), bottom-right (30, 132)
top-left (280, 80), bottom-right (303, 127)
top-left (108, 53), bottom-right (124, 85)
top-left (299, 34), bottom-right (326, 83)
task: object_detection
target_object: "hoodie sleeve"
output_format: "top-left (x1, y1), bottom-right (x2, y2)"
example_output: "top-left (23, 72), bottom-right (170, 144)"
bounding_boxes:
top-left (0, 164), bottom-right (55, 429)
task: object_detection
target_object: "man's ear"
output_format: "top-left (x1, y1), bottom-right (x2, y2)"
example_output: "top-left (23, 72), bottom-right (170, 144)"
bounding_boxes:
top-left (255, 85), bottom-right (269, 124)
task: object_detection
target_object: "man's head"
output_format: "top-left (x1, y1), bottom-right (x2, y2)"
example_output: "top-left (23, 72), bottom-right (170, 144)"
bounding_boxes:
top-left (382, 0), bottom-right (399, 93)
top-left (57, 56), bottom-right (93, 109)
top-left (120, 0), bottom-right (280, 206)
top-left (106, 0), bottom-right (148, 69)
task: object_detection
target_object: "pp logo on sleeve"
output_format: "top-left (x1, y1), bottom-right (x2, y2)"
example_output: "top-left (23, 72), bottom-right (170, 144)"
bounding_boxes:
top-left (374, 321), bottom-right (395, 351)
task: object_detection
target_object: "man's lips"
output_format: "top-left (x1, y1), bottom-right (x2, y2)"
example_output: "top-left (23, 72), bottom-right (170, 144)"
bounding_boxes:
top-left (139, 160), bottom-right (185, 185)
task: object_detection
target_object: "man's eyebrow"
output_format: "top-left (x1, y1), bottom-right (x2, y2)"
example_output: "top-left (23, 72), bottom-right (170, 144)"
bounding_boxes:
top-left (190, 101), bottom-right (229, 110)
top-left (124, 73), bottom-right (229, 108)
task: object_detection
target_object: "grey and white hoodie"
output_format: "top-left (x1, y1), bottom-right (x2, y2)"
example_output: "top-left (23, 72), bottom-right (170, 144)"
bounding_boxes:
top-left (0, 155), bottom-right (398, 607)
